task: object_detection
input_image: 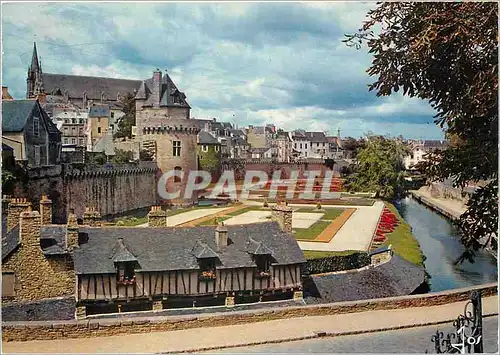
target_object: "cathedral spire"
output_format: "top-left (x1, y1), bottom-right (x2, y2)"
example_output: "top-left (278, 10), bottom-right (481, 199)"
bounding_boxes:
top-left (30, 42), bottom-right (41, 73)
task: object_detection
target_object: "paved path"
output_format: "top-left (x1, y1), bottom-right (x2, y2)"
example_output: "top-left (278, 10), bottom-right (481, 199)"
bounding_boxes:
top-left (298, 201), bottom-right (384, 252)
top-left (224, 211), bottom-right (323, 229)
top-left (411, 188), bottom-right (466, 219)
top-left (136, 207), bottom-right (232, 227)
top-left (213, 316), bottom-right (499, 353)
top-left (4, 296), bottom-right (497, 353)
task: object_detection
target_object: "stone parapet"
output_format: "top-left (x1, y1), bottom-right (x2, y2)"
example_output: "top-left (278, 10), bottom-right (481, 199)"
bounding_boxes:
top-left (83, 207), bottom-right (101, 227)
top-left (2, 283), bottom-right (497, 342)
top-left (39, 195), bottom-right (53, 225)
top-left (271, 202), bottom-right (293, 233)
top-left (7, 198), bottom-right (32, 232)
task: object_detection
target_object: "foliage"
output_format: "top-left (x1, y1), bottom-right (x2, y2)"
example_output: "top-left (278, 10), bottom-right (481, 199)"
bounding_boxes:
top-left (344, 2), bottom-right (498, 258)
top-left (302, 250), bottom-right (359, 260)
top-left (345, 136), bottom-right (409, 198)
top-left (111, 149), bottom-right (134, 164)
top-left (114, 93), bottom-right (136, 139)
top-left (86, 152), bottom-right (107, 165)
top-left (341, 137), bottom-right (366, 158)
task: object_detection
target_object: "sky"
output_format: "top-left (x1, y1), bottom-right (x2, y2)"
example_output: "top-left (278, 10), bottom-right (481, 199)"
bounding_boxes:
top-left (2, 2), bottom-right (445, 139)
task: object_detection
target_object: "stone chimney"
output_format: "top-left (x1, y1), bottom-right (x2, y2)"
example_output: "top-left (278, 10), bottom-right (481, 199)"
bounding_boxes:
top-left (66, 209), bottom-right (79, 250)
top-left (19, 205), bottom-right (41, 252)
top-left (148, 206), bottom-right (167, 227)
top-left (271, 201), bottom-right (293, 233)
top-left (8, 198), bottom-right (32, 232)
top-left (151, 69), bottom-right (162, 107)
top-left (215, 222), bottom-right (228, 251)
top-left (39, 194), bottom-right (53, 225)
top-left (83, 207), bottom-right (101, 227)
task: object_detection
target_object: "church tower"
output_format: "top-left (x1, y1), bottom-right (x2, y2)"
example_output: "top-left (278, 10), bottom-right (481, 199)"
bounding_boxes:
top-left (26, 42), bottom-right (44, 98)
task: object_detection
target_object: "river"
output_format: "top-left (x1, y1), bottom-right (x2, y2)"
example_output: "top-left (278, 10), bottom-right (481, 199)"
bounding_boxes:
top-left (394, 197), bottom-right (497, 292)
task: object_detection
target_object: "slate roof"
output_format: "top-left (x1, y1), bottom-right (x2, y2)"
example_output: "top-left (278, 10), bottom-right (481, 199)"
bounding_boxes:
top-left (2, 143), bottom-right (14, 151)
top-left (73, 222), bottom-right (305, 275)
top-left (308, 254), bottom-right (425, 303)
top-left (422, 140), bottom-right (448, 150)
top-left (2, 100), bottom-right (37, 132)
top-left (42, 73), bottom-right (142, 101)
top-left (110, 238), bottom-right (137, 262)
top-left (306, 132), bottom-right (328, 142)
top-left (40, 225), bottom-right (69, 256)
top-left (88, 105), bottom-right (110, 117)
top-left (198, 131), bottom-right (219, 145)
top-left (229, 129), bottom-right (246, 137)
top-left (232, 137), bottom-right (247, 146)
top-left (135, 73), bottom-right (190, 108)
top-left (250, 147), bottom-right (271, 154)
top-left (2, 214), bottom-right (20, 260)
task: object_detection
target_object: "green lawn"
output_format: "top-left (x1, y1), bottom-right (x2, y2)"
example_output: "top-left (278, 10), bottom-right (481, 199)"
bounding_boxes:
top-left (114, 216), bottom-right (148, 226)
top-left (382, 202), bottom-right (425, 266)
top-left (296, 207), bottom-right (345, 221)
top-left (303, 249), bottom-right (359, 260)
top-left (224, 206), bottom-right (269, 217)
top-left (197, 216), bottom-right (231, 226)
top-left (293, 220), bottom-right (331, 240)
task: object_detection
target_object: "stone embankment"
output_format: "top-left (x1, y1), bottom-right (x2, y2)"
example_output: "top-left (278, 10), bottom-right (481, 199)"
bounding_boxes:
top-left (3, 283), bottom-right (496, 342)
top-left (410, 186), bottom-right (467, 220)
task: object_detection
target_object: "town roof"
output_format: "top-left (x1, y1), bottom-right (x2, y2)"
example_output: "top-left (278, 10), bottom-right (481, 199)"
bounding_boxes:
top-left (88, 104), bottom-right (110, 118)
top-left (2, 215), bottom-right (20, 260)
top-left (2, 100), bottom-right (37, 132)
top-left (42, 73), bottom-right (142, 102)
top-left (306, 132), bottom-right (328, 142)
top-left (198, 131), bottom-right (219, 145)
top-left (308, 254), bottom-right (424, 303)
top-left (73, 222), bottom-right (305, 275)
top-left (110, 238), bottom-right (138, 263)
top-left (422, 140), bottom-right (448, 149)
top-left (135, 73), bottom-right (190, 108)
top-left (250, 147), bottom-right (271, 154)
top-left (40, 225), bottom-right (69, 256)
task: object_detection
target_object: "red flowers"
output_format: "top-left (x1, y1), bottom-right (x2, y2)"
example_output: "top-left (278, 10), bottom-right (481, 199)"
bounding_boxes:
top-left (371, 208), bottom-right (399, 249)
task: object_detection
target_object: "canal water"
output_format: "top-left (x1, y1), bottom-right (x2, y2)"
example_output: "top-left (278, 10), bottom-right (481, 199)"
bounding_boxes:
top-left (394, 197), bottom-right (498, 292)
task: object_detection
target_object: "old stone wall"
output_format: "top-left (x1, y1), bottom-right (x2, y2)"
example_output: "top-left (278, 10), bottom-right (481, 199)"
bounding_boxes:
top-left (3, 283), bottom-right (496, 342)
top-left (2, 211), bottom-right (75, 302)
top-left (304, 253), bottom-right (371, 275)
top-left (2, 296), bottom-right (75, 321)
top-left (12, 163), bottom-right (158, 223)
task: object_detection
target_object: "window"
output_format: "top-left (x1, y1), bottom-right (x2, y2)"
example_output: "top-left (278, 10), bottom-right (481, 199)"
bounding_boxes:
top-left (80, 119), bottom-right (84, 124)
top-left (116, 262), bottom-right (135, 285)
top-left (174, 166), bottom-right (182, 183)
top-left (63, 138), bottom-right (68, 144)
top-left (305, 144), bottom-right (308, 149)
top-left (323, 142), bottom-right (325, 147)
top-left (300, 143), bottom-right (302, 149)
top-left (294, 143), bottom-right (297, 149)
top-left (72, 127), bottom-right (76, 134)
top-left (202, 145), bottom-right (208, 152)
top-left (64, 127), bottom-right (68, 132)
top-left (305, 152), bottom-right (307, 157)
top-left (33, 117), bottom-right (40, 137)
top-left (215, 145), bottom-right (220, 152)
top-left (198, 259), bottom-right (217, 280)
top-left (71, 138), bottom-right (76, 145)
top-left (111, 112), bottom-right (115, 118)
top-left (64, 119), bottom-right (69, 124)
top-left (98, 127), bottom-right (101, 134)
top-left (98, 117), bottom-right (101, 123)
top-left (72, 118), bottom-right (76, 124)
top-left (254, 255), bottom-right (271, 278)
top-left (2, 272), bottom-right (15, 298)
top-left (173, 141), bottom-right (181, 156)
top-left (79, 138), bottom-right (84, 146)
top-left (34, 145), bottom-right (40, 166)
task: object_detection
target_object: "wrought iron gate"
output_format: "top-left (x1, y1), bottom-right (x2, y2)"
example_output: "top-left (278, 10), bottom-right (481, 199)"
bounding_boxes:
top-left (427, 291), bottom-right (483, 353)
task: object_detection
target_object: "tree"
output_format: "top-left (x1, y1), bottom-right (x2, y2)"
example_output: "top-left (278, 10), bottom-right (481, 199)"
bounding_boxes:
top-left (139, 149), bottom-right (154, 161)
top-left (111, 149), bottom-right (134, 164)
top-left (345, 136), bottom-right (409, 199)
top-left (344, 2), bottom-right (498, 260)
top-left (114, 93), bottom-right (136, 139)
top-left (341, 137), bottom-right (366, 159)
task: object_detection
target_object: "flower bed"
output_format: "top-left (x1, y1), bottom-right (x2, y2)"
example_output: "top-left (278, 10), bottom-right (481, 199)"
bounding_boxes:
top-left (370, 207), bottom-right (399, 251)
top-left (117, 276), bottom-right (136, 286)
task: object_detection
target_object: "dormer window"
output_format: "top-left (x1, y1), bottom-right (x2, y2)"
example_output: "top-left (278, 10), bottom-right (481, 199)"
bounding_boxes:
top-left (199, 259), bottom-right (217, 281)
top-left (111, 238), bottom-right (137, 286)
top-left (116, 262), bottom-right (136, 285)
top-left (254, 255), bottom-right (271, 279)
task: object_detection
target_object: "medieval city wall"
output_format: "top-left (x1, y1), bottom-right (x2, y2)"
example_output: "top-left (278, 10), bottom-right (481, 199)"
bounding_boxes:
top-left (12, 163), bottom-right (158, 223)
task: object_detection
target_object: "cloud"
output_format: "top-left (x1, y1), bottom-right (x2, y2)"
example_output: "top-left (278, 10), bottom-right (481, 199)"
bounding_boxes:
top-left (1, 2), bottom-right (442, 139)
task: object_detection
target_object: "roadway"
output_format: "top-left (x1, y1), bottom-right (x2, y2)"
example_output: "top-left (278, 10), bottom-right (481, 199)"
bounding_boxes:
top-left (212, 316), bottom-right (498, 353)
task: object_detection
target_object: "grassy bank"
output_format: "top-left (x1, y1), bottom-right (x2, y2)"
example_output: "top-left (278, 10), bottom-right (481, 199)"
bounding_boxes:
top-left (382, 201), bottom-right (425, 267)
